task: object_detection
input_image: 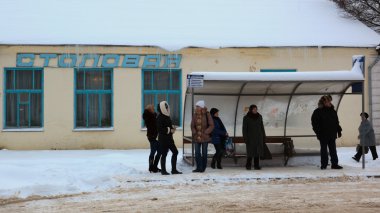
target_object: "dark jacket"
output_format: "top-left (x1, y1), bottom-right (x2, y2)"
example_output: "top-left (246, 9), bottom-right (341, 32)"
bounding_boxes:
top-left (157, 107), bottom-right (175, 144)
top-left (142, 109), bottom-right (158, 140)
top-left (211, 116), bottom-right (227, 145)
top-left (311, 106), bottom-right (342, 140)
top-left (242, 112), bottom-right (266, 157)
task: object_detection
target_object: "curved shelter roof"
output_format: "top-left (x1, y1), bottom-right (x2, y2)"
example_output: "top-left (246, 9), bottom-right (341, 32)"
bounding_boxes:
top-left (182, 56), bottom-right (364, 139)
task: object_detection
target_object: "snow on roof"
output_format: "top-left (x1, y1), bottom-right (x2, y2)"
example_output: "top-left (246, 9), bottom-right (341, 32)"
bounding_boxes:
top-left (0, 0), bottom-right (379, 51)
top-left (191, 59), bottom-right (364, 82)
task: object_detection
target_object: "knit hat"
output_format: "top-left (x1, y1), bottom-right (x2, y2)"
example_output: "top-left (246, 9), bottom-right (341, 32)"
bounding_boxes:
top-left (210, 108), bottom-right (219, 116)
top-left (195, 100), bottom-right (205, 108)
top-left (360, 112), bottom-right (369, 119)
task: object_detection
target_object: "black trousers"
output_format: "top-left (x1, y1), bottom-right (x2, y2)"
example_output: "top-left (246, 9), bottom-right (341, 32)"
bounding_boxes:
top-left (160, 142), bottom-right (179, 172)
top-left (319, 138), bottom-right (338, 167)
top-left (213, 143), bottom-right (224, 163)
top-left (354, 146), bottom-right (378, 160)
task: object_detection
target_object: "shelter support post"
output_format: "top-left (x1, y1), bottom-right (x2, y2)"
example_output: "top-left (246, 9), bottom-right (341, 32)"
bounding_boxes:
top-left (191, 88), bottom-right (195, 167)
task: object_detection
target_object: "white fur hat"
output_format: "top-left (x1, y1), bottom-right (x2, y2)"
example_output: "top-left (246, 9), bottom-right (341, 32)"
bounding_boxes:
top-left (195, 100), bottom-right (205, 108)
top-left (159, 101), bottom-right (170, 117)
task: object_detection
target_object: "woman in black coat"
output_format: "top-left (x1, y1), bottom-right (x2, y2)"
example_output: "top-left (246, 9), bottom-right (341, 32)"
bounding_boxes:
top-left (142, 104), bottom-right (161, 173)
top-left (157, 101), bottom-right (182, 175)
top-left (242, 105), bottom-right (265, 170)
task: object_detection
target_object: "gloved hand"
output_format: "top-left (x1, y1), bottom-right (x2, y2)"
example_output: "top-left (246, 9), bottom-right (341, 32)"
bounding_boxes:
top-left (338, 132), bottom-right (342, 138)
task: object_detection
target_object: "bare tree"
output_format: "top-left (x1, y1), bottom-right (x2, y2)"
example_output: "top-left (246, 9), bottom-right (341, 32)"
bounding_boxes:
top-left (332, 0), bottom-right (380, 33)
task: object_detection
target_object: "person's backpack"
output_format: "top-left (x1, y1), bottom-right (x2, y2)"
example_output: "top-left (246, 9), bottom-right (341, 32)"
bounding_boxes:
top-left (224, 137), bottom-right (235, 157)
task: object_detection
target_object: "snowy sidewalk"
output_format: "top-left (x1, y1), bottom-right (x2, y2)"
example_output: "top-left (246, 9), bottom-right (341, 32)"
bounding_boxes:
top-left (0, 147), bottom-right (379, 199)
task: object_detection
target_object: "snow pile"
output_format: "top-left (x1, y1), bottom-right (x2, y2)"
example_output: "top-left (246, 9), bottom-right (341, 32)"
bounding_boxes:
top-left (0, 0), bottom-right (379, 51)
top-left (0, 147), bottom-right (379, 199)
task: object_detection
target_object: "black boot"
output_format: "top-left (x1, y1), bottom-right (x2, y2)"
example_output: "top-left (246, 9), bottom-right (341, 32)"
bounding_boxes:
top-left (217, 156), bottom-right (222, 169)
top-left (211, 156), bottom-right (216, 169)
top-left (370, 146), bottom-right (378, 160)
top-left (254, 157), bottom-right (261, 170)
top-left (160, 157), bottom-right (170, 175)
top-left (148, 156), bottom-right (154, 173)
top-left (151, 155), bottom-right (161, 173)
top-left (171, 154), bottom-right (182, 174)
top-left (246, 157), bottom-right (252, 170)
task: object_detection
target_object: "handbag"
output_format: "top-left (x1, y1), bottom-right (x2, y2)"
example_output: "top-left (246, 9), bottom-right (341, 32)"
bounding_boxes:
top-left (224, 137), bottom-right (235, 157)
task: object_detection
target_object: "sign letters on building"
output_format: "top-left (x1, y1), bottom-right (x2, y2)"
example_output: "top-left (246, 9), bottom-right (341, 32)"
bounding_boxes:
top-left (16, 53), bottom-right (182, 69)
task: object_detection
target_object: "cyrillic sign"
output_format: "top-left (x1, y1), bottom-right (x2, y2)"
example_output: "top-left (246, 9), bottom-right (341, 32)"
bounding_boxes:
top-left (187, 74), bottom-right (204, 88)
top-left (16, 53), bottom-right (182, 69)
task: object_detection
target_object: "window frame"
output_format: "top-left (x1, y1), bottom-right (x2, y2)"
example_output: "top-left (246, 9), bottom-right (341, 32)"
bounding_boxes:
top-left (141, 68), bottom-right (182, 127)
top-left (74, 68), bottom-right (113, 129)
top-left (3, 67), bottom-right (44, 129)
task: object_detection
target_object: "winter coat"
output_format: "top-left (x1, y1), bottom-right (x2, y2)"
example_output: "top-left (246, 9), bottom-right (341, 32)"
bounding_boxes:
top-left (142, 109), bottom-right (158, 140)
top-left (157, 103), bottom-right (175, 144)
top-left (359, 119), bottom-right (376, 146)
top-left (191, 108), bottom-right (214, 143)
top-left (311, 106), bottom-right (342, 140)
top-left (211, 116), bottom-right (227, 145)
top-left (242, 112), bottom-right (265, 157)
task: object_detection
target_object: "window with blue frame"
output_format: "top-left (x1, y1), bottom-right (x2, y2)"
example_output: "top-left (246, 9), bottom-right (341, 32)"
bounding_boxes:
top-left (75, 68), bottom-right (113, 128)
top-left (4, 68), bottom-right (43, 128)
top-left (142, 69), bottom-right (181, 126)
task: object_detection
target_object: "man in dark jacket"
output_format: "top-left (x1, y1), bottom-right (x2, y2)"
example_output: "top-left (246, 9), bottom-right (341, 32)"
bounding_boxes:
top-left (311, 95), bottom-right (343, 170)
top-left (157, 101), bottom-right (182, 175)
top-left (142, 104), bottom-right (161, 173)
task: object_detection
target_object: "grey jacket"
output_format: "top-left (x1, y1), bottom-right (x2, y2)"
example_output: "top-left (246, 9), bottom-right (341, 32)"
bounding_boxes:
top-left (359, 120), bottom-right (376, 146)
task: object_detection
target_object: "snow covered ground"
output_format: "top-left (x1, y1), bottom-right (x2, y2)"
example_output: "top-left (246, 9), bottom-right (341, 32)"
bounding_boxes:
top-left (0, 147), bottom-right (379, 201)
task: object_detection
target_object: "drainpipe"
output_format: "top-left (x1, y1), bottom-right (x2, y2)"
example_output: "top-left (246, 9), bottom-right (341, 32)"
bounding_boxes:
top-left (368, 54), bottom-right (380, 119)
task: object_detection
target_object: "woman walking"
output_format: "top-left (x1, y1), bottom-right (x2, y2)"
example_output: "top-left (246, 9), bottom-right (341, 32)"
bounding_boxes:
top-left (352, 112), bottom-right (378, 162)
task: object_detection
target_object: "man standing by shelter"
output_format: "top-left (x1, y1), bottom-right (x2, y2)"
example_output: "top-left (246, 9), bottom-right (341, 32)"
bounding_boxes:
top-left (311, 95), bottom-right (343, 170)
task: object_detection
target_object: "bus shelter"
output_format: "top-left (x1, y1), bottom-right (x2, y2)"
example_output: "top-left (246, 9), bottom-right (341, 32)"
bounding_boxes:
top-left (182, 56), bottom-right (366, 168)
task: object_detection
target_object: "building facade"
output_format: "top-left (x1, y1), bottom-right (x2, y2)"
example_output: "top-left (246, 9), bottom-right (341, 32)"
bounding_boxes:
top-left (0, 45), bottom-right (377, 149)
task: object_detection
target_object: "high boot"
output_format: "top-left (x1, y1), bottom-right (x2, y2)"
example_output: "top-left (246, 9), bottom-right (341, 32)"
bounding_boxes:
top-left (160, 157), bottom-right (170, 175)
top-left (171, 155), bottom-right (182, 174)
top-left (152, 155), bottom-right (161, 173)
top-left (211, 156), bottom-right (216, 169)
top-left (254, 157), bottom-right (261, 170)
top-left (148, 156), bottom-right (154, 173)
top-left (217, 156), bottom-right (222, 169)
top-left (246, 157), bottom-right (252, 170)
top-left (216, 157), bottom-right (223, 169)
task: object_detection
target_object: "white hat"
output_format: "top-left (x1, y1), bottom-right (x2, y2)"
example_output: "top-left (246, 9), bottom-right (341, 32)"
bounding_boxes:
top-left (196, 100), bottom-right (205, 108)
